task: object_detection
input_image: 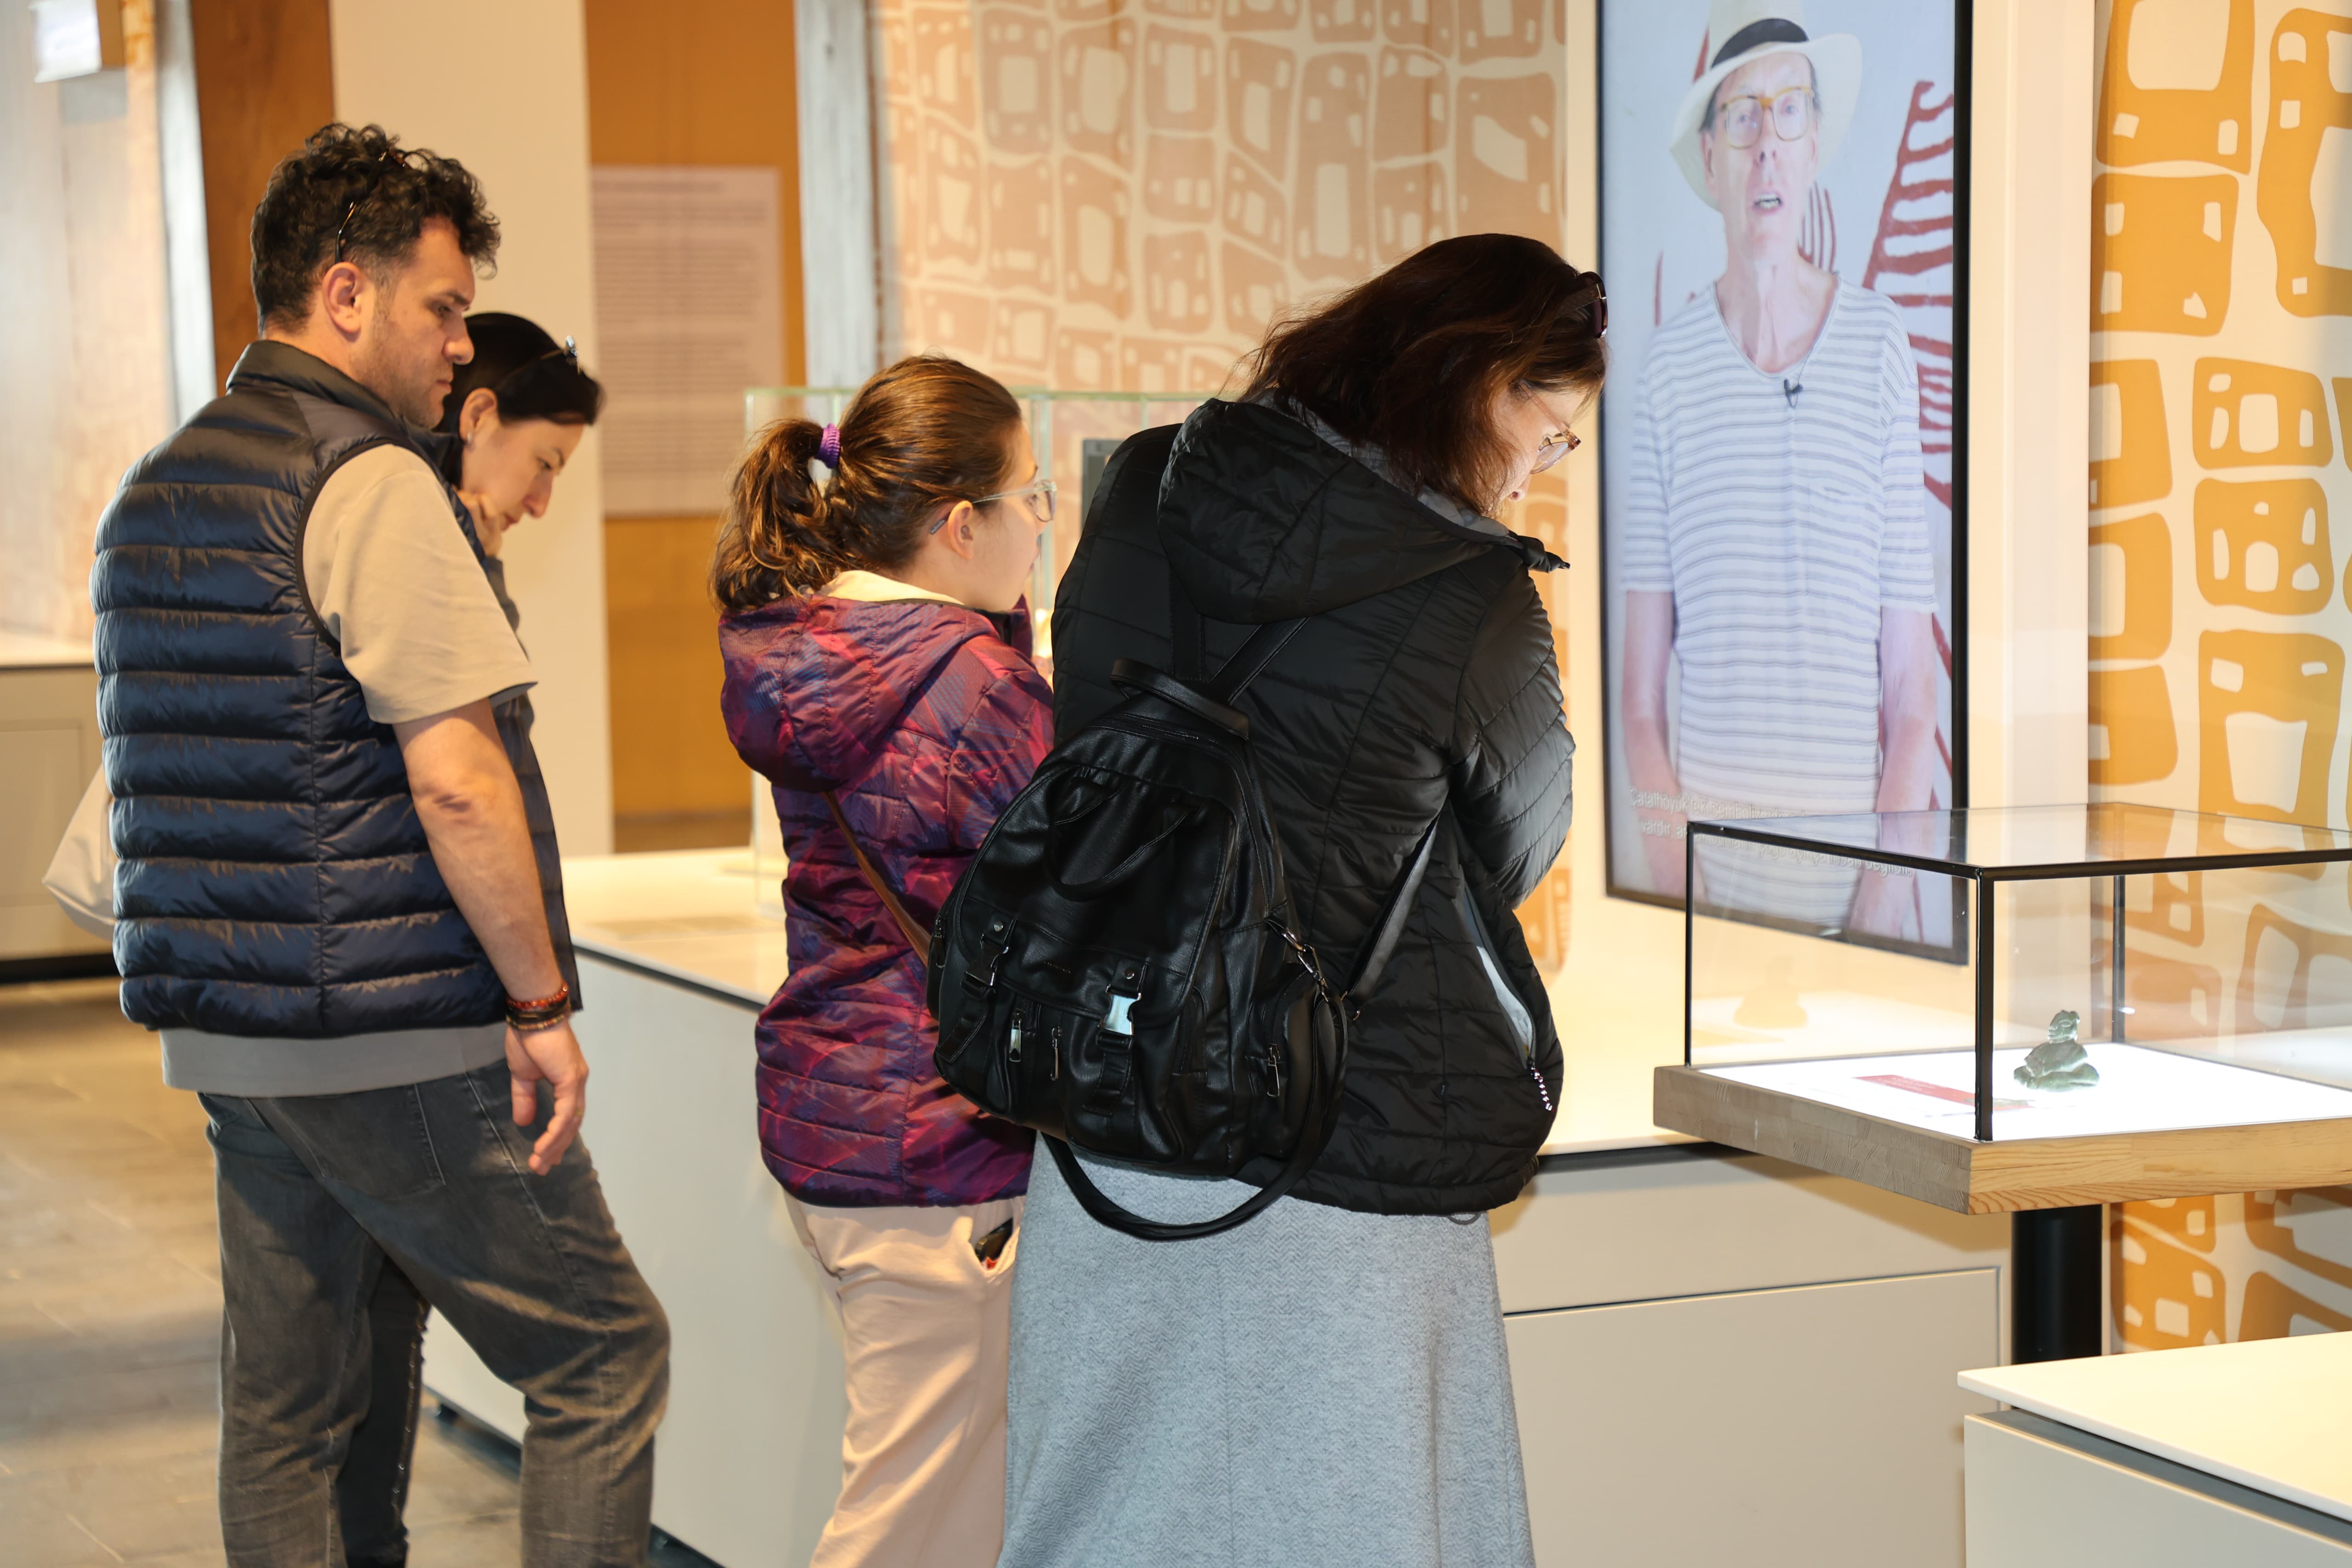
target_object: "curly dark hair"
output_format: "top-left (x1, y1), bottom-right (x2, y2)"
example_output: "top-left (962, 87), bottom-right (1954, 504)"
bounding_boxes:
top-left (249, 123), bottom-right (501, 333)
top-left (1242, 234), bottom-right (1607, 515)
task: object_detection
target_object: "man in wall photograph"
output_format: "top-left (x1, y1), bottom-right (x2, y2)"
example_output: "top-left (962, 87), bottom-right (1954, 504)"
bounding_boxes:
top-left (1614, 0), bottom-right (1946, 940)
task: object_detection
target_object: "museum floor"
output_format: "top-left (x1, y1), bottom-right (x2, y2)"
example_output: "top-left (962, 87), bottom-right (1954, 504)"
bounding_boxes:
top-left (0, 978), bottom-right (711, 1568)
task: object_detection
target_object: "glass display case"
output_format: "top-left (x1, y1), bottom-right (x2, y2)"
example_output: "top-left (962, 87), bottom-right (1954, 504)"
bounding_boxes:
top-left (1658, 803), bottom-right (2352, 1213)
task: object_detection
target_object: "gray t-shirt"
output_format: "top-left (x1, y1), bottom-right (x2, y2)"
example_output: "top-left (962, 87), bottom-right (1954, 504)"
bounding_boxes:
top-left (159, 445), bottom-right (537, 1097)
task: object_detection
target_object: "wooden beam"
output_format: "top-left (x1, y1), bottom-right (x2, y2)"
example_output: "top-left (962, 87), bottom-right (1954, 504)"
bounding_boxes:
top-left (186, 0), bottom-right (334, 396)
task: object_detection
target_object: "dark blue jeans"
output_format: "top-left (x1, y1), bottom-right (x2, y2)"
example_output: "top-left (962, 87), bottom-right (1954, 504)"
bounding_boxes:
top-left (203, 1062), bottom-right (670, 1568)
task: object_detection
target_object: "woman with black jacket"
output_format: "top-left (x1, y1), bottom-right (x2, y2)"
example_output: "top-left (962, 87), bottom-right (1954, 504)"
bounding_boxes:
top-left (997, 234), bottom-right (1603, 1568)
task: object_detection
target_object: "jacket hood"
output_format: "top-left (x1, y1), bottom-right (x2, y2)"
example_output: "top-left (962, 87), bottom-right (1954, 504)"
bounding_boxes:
top-left (1157, 399), bottom-right (1563, 625)
top-left (719, 593), bottom-right (1023, 791)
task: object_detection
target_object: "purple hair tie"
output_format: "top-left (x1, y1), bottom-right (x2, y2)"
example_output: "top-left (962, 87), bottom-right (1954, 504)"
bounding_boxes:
top-left (816, 423), bottom-right (842, 470)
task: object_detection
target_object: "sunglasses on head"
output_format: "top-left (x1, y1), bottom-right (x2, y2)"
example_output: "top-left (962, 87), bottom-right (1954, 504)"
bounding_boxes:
top-left (334, 145), bottom-right (419, 264)
top-left (1562, 272), bottom-right (1608, 338)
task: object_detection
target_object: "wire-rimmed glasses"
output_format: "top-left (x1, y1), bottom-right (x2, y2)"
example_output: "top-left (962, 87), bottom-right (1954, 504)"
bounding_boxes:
top-left (929, 479), bottom-right (1059, 534)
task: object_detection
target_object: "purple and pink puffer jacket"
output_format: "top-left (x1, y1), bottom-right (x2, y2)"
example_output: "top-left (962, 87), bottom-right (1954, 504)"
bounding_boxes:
top-left (719, 589), bottom-right (1051, 1208)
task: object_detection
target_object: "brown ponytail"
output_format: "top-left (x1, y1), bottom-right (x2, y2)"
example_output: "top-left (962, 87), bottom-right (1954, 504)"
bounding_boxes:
top-left (712, 355), bottom-right (1025, 611)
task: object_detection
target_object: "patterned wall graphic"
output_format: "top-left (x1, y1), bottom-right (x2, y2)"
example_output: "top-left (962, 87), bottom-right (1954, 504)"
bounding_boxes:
top-left (868, 0), bottom-right (1582, 974)
top-left (871, 0), bottom-right (1573, 394)
top-left (2089, 0), bottom-right (2352, 1348)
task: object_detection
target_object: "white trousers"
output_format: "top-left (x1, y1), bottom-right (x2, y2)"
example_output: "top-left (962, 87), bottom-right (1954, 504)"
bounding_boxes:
top-left (790, 1194), bottom-right (1023, 1568)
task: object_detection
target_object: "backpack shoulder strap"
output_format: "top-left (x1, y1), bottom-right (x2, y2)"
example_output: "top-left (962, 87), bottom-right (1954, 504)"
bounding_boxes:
top-left (1168, 567), bottom-right (1307, 702)
top-left (1205, 617), bottom-right (1307, 703)
top-left (823, 791), bottom-right (932, 965)
top-left (1345, 814), bottom-right (1438, 1011)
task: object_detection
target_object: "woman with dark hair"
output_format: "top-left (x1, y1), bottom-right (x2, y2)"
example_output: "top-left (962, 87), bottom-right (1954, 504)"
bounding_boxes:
top-left (999, 233), bottom-right (1604, 1568)
top-left (338, 309), bottom-right (605, 1568)
top-left (714, 356), bottom-right (1053, 1567)
top-left (435, 309), bottom-right (605, 560)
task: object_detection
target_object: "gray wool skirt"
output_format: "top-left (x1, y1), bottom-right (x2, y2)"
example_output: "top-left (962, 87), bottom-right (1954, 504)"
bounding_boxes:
top-left (996, 1147), bottom-right (1537, 1568)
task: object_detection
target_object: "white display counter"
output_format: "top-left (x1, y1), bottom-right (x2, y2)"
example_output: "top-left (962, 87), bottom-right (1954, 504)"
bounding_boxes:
top-left (1961, 1335), bottom-right (2352, 1565)
top-left (425, 849), bottom-right (2018, 1568)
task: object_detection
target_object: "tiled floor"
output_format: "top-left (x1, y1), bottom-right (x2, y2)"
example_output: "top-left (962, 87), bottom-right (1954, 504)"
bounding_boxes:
top-left (0, 979), bottom-right (710, 1568)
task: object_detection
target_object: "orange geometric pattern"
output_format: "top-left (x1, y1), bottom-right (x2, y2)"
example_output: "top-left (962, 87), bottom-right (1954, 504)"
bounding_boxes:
top-left (2091, 172), bottom-right (2237, 335)
top-left (2190, 357), bottom-right (2333, 469)
top-left (2233, 902), bottom-right (2352, 1034)
top-left (2085, 2), bottom-right (2352, 1354)
top-left (2098, 0), bottom-right (2256, 172)
top-left (2112, 1208), bottom-right (2227, 1348)
top-left (2088, 661), bottom-right (2177, 787)
top-left (2194, 628), bottom-right (2341, 822)
top-left (2195, 477), bottom-right (2330, 614)
top-left (2089, 510), bottom-right (2171, 661)
top-left (2253, 9), bottom-right (2352, 317)
top-left (2088, 359), bottom-right (2171, 510)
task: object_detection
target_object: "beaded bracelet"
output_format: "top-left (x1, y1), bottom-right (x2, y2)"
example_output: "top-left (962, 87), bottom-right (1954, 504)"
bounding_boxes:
top-left (506, 982), bottom-right (572, 1033)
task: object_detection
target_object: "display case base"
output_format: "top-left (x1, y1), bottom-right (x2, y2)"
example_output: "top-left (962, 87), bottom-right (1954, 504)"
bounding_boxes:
top-left (1654, 1064), bottom-right (2352, 1213)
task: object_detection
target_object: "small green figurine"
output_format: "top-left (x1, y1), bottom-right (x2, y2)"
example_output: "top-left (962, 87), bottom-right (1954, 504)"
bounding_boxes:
top-left (2014, 1008), bottom-right (2100, 1090)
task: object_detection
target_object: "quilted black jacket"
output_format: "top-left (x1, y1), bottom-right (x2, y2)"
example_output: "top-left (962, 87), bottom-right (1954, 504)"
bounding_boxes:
top-left (1051, 399), bottom-right (1573, 1214)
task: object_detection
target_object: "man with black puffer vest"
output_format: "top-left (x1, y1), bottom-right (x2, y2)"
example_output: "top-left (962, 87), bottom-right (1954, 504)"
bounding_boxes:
top-left (88, 124), bottom-right (667, 1568)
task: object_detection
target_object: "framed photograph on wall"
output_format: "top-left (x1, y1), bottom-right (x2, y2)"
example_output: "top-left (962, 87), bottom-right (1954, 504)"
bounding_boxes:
top-left (1598, 0), bottom-right (1971, 954)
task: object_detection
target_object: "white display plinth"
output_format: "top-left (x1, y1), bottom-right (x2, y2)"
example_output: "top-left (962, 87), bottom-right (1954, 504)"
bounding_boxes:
top-left (1961, 1335), bottom-right (2352, 1566)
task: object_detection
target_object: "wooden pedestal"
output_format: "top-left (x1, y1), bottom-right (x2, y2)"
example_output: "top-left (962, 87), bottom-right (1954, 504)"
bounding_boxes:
top-left (1654, 1064), bottom-right (2352, 1215)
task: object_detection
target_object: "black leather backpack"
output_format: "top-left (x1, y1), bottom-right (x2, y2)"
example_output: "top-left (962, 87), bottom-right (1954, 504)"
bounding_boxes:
top-left (928, 603), bottom-right (1433, 1240)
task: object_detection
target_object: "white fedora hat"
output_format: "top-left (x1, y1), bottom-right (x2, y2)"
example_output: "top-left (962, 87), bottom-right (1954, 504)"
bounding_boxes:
top-left (1668, 0), bottom-right (1861, 208)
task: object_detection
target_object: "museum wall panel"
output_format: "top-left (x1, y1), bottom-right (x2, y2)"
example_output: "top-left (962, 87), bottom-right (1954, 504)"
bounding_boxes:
top-left (2087, 0), bottom-right (2352, 1348)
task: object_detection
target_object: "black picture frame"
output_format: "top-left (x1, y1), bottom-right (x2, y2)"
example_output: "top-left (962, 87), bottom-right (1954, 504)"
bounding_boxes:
top-left (1593, 0), bottom-right (1975, 968)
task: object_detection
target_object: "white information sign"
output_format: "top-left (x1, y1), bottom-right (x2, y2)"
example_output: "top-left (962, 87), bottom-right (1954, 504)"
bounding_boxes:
top-left (1708, 1043), bottom-right (2352, 1142)
top-left (591, 166), bottom-right (783, 516)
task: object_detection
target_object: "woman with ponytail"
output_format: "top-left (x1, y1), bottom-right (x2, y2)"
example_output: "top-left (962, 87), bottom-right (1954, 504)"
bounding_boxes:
top-left (714, 356), bottom-right (1054, 1567)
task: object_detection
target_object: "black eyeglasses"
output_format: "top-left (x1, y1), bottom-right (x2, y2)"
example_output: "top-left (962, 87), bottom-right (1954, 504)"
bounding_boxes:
top-left (334, 146), bottom-right (417, 264)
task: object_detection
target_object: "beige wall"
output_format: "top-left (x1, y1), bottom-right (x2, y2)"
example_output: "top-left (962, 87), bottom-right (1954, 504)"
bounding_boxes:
top-left (329, 0), bottom-right (617, 856)
top-left (0, 0), bottom-right (176, 645)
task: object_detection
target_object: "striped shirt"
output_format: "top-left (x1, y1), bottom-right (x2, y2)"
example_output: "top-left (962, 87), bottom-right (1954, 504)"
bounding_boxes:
top-left (1623, 280), bottom-right (1935, 819)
